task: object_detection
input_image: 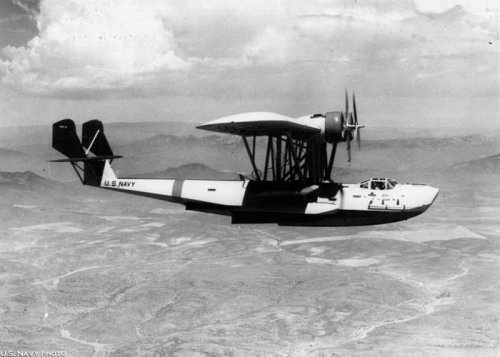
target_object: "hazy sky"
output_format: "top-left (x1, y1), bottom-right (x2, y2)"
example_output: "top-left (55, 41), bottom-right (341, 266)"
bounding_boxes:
top-left (0, 0), bottom-right (498, 128)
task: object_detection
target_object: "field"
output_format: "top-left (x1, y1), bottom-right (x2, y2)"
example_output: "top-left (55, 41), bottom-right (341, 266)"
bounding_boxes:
top-left (0, 123), bottom-right (499, 356)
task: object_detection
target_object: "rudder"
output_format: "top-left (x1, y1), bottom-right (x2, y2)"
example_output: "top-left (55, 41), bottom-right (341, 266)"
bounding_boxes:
top-left (82, 119), bottom-right (114, 157)
top-left (52, 119), bottom-right (87, 159)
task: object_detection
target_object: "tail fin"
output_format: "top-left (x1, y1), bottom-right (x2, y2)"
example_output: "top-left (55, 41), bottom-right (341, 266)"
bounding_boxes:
top-left (53, 119), bottom-right (87, 159)
top-left (51, 119), bottom-right (122, 186)
top-left (82, 119), bottom-right (114, 157)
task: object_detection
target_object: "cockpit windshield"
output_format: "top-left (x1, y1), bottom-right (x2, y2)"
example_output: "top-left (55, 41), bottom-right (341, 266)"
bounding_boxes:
top-left (387, 179), bottom-right (398, 189)
top-left (360, 178), bottom-right (398, 190)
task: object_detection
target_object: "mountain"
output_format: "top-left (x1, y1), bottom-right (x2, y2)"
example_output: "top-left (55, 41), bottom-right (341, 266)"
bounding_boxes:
top-left (111, 134), bottom-right (248, 177)
top-left (0, 171), bottom-right (58, 189)
top-left (0, 148), bottom-right (42, 170)
top-left (2, 120), bottom-right (499, 181)
top-left (0, 171), bottom-right (86, 211)
top-left (117, 133), bottom-right (241, 154)
top-left (363, 134), bottom-right (496, 150)
top-left (110, 133), bottom-right (499, 177)
top-left (0, 125), bottom-right (50, 149)
top-left (347, 134), bottom-right (500, 173)
top-left (449, 153), bottom-right (500, 174)
top-left (0, 121), bottom-right (201, 149)
top-left (0, 148), bottom-right (30, 159)
top-left (131, 163), bottom-right (239, 180)
top-left (104, 121), bottom-right (204, 144)
top-left (3, 121), bottom-right (497, 148)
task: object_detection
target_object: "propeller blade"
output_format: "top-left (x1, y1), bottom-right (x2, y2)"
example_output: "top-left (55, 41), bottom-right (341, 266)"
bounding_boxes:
top-left (345, 89), bottom-right (349, 120)
top-left (353, 92), bottom-right (358, 125)
top-left (352, 91), bottom-right (361, 150)
top-left (356, 127), bottom-right (361, 149)
top-left (346, 135), bottom-right (351, 163)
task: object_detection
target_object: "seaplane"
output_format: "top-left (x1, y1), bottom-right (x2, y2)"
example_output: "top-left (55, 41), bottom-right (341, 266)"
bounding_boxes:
top-left (50, 93), bottom-right (439, 226)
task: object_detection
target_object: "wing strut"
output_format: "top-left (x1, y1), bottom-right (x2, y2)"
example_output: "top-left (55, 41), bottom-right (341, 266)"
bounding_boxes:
top-left (276, 137), bottom-right (282, 181)
top-left (285, 132), bottom-right (305, 185)
top-left (326, 142), bottom-right (337, 180)
top-left (70, 161), bottom-right (85, 183)
top-left (263, 136), bottom-right (272, 181)
top-left (242, 136), bottom-right (261, 181)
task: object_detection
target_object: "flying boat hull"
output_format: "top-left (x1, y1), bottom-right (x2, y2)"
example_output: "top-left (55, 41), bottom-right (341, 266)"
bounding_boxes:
top-left (99, 162), bottom-right (438, 226)
top-left (50, 99), bottom-right (439, 227)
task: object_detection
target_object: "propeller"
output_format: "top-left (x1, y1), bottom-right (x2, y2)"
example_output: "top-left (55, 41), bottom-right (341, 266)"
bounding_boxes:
top-left (343, 90), bottom-right (364, 162)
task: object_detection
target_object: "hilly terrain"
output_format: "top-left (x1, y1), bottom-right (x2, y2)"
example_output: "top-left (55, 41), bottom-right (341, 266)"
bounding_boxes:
top-left (0, 158), bottom-right (499, 356)
top-left (1, 119), bottom-right (498, 180)
top-left (0, 122), bottom-right (499, 356)
top-left (130, 163), bottom-right (240, 180)
top-left (450, 153), bottom-right (500, 175)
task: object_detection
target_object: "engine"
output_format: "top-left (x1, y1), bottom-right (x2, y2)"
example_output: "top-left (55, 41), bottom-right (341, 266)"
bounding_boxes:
top-left (324, 111), bottom-right (344, 143)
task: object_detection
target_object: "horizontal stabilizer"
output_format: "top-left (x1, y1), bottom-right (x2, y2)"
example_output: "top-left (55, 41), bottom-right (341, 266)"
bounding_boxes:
top-left (48, 155), bottom-right (123, 162)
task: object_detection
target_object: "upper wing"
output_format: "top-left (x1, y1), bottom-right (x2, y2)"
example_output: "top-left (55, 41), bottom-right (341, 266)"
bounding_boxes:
top-left (196, 112), bottom-right (321, 138)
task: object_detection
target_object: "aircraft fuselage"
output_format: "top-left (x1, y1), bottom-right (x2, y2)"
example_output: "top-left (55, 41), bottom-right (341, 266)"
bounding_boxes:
top-left (101, 162), bottom-right (438, 226)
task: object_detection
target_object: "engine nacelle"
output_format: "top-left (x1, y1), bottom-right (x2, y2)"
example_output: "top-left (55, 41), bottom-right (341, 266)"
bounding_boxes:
top-left (324, 111), bottom-right (344, 143)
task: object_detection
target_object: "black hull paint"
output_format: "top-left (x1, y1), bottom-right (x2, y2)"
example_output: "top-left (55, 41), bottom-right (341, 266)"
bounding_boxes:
top-left (231, 209), bottom-right (424, 226)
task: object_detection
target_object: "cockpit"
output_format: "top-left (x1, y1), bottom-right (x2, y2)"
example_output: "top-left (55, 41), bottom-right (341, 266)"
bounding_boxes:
top-left (360, 178), bottom-right (398, 190)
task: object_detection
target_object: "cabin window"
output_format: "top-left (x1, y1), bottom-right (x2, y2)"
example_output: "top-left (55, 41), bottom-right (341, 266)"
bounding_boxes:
top-left (371, 180), bottom-right (386, 190)
top-left (360, 181), bottom-right (369, 189)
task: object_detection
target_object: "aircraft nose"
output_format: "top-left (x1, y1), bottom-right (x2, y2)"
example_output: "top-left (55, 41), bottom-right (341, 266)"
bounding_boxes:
top-left (425, 186), bottom-right (439, 205)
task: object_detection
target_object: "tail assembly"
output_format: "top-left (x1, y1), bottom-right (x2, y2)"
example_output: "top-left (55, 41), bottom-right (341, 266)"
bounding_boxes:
top-left (50, 119), bottom-right (122, 186)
